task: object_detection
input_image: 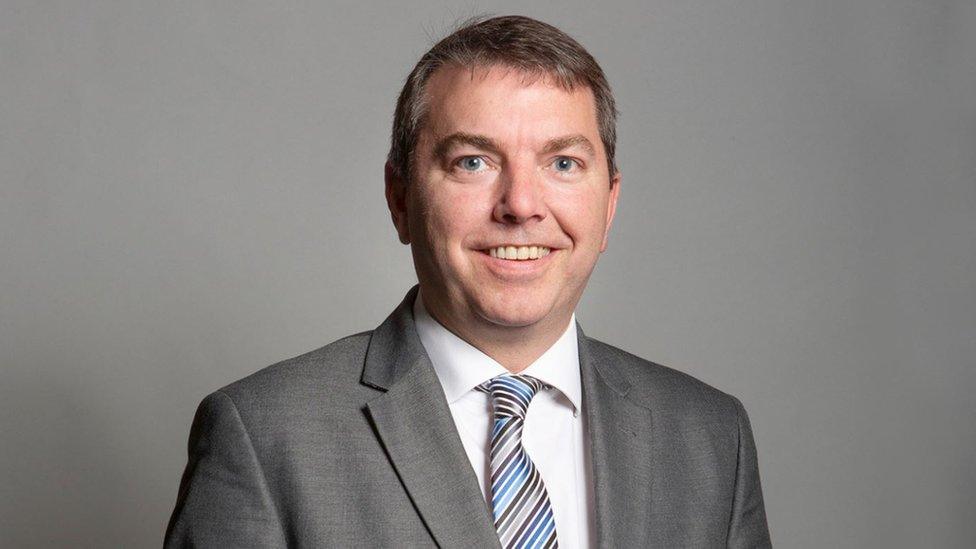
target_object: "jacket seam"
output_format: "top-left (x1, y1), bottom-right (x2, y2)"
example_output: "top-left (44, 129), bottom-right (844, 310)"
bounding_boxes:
top-left (215, 390), bottom-right (289, 543)
top-left (725, 395), bottom-right (743, 546)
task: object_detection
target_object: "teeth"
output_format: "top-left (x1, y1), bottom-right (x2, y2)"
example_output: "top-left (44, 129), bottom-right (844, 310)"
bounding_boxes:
top-left (488, 246), bottom-right (551, 260)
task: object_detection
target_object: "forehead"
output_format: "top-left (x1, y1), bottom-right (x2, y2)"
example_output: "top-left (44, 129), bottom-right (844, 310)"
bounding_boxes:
top-left (420, 65), bottom-right (601, 143)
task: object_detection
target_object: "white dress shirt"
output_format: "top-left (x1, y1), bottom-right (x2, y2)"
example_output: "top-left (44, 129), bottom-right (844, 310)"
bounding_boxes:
top-left (413, 292), bottom-right (595, 549)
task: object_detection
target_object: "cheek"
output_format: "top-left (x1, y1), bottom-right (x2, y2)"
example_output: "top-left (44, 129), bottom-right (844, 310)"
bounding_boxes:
top-left (550, 189), bottom-right (610, 241)
top-left (414, 184), bottom-right (486, 250)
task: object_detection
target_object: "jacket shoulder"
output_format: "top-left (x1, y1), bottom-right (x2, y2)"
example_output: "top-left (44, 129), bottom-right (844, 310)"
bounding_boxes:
top-left (584, 336), bottom-right (743, 420)
top-left (212, 330), bottom-right (376, 413)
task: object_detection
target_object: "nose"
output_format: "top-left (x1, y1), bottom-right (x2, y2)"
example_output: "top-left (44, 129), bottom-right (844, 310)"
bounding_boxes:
top-left (492, 163), bottom-right (548, 225)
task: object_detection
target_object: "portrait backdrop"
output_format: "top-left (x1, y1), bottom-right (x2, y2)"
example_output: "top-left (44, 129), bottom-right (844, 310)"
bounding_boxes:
top-left (1, 1), bottom-right (974, 547)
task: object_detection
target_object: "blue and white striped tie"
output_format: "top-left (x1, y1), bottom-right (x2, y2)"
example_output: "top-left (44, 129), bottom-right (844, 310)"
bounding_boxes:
top-left (478, 374), bottom-right (559, 549)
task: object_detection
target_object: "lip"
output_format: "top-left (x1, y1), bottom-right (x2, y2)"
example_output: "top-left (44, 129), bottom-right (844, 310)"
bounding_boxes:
top-left (475, 248), bottom-right (557, 281)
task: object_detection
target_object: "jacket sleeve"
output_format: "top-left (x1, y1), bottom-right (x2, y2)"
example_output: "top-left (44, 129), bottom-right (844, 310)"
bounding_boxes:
top-left (727, 397), bottom-right (772, 548)
top-left (164, 390), bottom-right (287, 548)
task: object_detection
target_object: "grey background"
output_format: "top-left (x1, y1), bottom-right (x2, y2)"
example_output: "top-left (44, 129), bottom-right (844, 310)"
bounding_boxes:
top-left (2, 1), bottom-right (973, 547)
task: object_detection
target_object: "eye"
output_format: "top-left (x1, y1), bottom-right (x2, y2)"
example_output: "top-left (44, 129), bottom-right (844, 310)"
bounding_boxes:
top-left (457, 156), bottom-right (487, 172)
top-left (551, 156), bottom-right (579, 173)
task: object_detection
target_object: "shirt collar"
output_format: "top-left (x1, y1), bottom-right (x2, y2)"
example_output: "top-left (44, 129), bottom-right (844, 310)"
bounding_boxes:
top-left (413, 290), bottom-right (582, 416)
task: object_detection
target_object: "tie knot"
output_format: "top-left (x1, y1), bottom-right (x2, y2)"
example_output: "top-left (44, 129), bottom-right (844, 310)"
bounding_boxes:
top-left (477, 374), bottom-right (547, 419)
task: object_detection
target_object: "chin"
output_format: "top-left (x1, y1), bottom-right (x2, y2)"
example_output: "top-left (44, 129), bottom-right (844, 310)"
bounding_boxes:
top-left (471, 292), bottom-right (559, 329)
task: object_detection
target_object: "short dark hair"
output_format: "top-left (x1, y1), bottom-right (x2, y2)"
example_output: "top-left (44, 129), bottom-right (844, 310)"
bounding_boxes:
top-left (388, 15), bottom-right (618, 184)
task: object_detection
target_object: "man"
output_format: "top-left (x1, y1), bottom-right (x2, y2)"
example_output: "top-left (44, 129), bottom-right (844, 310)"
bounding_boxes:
top-left (166, 15), bottom-right (771, 548)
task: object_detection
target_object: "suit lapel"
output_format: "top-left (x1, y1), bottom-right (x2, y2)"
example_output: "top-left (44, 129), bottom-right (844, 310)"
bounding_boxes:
top-left (363, 288), bottom-right (500, 549)
top-left (578, 326), bottom-right (656, 547)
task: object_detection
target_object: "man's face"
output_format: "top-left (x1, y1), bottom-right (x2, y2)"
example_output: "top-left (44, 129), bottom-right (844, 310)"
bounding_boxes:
top-left (387, 65), bottom-right (620, 338)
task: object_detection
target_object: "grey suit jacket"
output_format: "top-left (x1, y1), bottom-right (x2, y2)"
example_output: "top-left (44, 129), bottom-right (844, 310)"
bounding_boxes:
top-left (165, 287), bottom-right (771, 548)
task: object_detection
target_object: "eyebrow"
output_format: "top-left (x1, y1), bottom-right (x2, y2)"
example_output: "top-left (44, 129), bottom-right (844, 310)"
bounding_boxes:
top-left (432, 132), bottom-right (502, 162)
top-left (432, 132), bottom-right (597, 162)
top-left (539, 134), bottom-right (596, 158)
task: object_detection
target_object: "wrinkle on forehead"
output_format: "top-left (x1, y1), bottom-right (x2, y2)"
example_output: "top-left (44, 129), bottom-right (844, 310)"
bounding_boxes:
top-left (424, 64), bottom-right (597, 125)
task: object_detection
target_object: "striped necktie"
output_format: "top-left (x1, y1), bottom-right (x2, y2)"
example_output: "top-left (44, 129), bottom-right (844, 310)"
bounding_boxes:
top-left (478, 374), bottom-right (559, 549)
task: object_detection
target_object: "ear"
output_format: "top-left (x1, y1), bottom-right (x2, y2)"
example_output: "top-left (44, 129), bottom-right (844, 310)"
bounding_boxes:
top-left (600, 171), bottom-right (621, 252)
top-left (385, 162), bottom-right (411, 244)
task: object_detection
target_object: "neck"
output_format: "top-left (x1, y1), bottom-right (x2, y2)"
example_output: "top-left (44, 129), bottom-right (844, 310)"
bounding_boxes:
top-left (419, 294), bottom-right (573, 373)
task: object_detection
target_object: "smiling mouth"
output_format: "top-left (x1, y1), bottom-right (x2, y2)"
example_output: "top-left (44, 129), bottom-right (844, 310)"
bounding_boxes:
top-left (485, 245), bottom-right (552, 260)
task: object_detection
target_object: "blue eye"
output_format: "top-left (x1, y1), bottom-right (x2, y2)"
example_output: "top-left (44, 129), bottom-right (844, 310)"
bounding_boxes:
top-left (553, 157), bottom-right (577, 172)
top-left (458, 156), bottom-right (485, 171)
